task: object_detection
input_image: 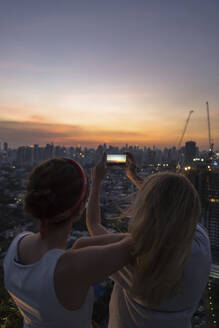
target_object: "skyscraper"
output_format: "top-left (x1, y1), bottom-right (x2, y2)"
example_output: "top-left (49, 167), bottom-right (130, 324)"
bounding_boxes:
top-left (204, 170), bottom-right (219, 264)
top-left (3, 142), bottom-right (8, 152)
top-left (33, 144), bottom-right (40, 163)
top-left (186, 166), bottom-right (219, 264)
top-left (44, 143), bottom-right (54, 160)
top-left (16, 147), bottom-right (25, 166)
top-left (185, 141), bottom-right (197, 164)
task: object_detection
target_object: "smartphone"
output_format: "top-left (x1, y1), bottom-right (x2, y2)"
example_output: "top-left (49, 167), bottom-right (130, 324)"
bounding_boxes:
top-left (106, 154), bottom-right (127, 166)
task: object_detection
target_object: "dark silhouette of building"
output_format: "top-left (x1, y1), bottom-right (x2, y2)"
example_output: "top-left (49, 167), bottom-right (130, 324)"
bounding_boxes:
top-left (33, 144), bottom-right (40, 163)
top-left (44, 143), bottom-right (54, 160)
top-left (186, 166), bottom-right (219, 264)
top-left (185, 141), bottom-right (197, 164)
top-left (3, 142), bottom-right (8, 152)
top-left (203, 170), bottom-right (219, 263)
top-left (16, 146), bottom-right (26, 166)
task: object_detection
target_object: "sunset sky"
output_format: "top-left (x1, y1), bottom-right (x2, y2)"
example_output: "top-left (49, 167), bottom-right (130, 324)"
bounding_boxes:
top-left (1, 0), bottom-right (219, 149)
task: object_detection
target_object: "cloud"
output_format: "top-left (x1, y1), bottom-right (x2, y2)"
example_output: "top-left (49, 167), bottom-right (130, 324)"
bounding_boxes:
top-left (0, 120), bottom-right (146, 147)
top-left (0, 60), bottom-right (68, 72)
top-left (0, 60), bottom-right (47, 72)
top-left (0, 105), bottom-right (31, 118)
top-left (29, 115), bottom-right (51, 122)
top-left (0, 119), bottom-right (217, 149)
top-left (0, 121), bottom-right (82, 146)
top-left (63, 92), bottom-right (149, 99)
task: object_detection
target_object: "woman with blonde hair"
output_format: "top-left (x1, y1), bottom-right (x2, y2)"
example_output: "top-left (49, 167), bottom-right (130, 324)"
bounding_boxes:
top-left (87, 153), bottom-right (211, 328)
top-left (3, 157), bottom-right (133, 328)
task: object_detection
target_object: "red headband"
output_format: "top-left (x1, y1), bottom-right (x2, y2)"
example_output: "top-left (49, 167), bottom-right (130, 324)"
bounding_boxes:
top-left (40, 158), bottom-right (88, 238)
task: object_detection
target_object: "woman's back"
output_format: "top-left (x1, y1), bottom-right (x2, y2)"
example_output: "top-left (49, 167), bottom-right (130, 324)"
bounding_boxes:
top-left (3, 157), bottom-right (133, 328)
top-left (109, 224), bottom-right (211, 328)
top-left (3, 231), bottom-right (94, 328)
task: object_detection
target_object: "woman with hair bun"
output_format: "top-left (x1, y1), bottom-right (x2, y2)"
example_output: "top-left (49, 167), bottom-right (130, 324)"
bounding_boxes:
top-left (3, 157), bottom-right (133, 328)
top-left (87, 153), bottom-right (212, 328)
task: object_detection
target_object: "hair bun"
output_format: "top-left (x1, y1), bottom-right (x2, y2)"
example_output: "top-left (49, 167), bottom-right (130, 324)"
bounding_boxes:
top-left (29, 189), bottom-right (56, 203)
top-left (31, 189), bottom-right (51, 196)
top-left (24, 158), bottom-right (84, 220)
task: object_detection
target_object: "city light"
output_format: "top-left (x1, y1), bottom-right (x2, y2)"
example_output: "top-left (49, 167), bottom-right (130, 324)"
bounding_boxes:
top-left (192, 157), bottom-right (206, 163)
top-left (209, 198), bottom-right (219, 203)
top-left (0, 142), bottom-right (219, 327)
top-left (208, 279), bottom-right (218, 327)
top-left (1, 0), bottom-right (219, 323)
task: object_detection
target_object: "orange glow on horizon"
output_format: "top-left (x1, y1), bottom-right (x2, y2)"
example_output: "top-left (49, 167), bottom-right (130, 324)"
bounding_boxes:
top-left (0, 116), bottom-right (218, 149)
top-left (0, 102), bottom-right (218, 149)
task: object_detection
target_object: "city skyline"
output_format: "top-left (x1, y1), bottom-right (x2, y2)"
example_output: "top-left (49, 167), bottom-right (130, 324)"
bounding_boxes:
top-left (0, 140), bottom-right (216, 154)
top-left (0, 109), bottom-right (218, 150)
top-left (0, 133), bottom-right (218, 151)
top-left (1, 1), bottom-right (219, 149)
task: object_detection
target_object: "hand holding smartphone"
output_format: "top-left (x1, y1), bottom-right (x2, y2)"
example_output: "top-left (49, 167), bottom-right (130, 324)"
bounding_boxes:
top-left (106, 154), bottom-right (127, 166)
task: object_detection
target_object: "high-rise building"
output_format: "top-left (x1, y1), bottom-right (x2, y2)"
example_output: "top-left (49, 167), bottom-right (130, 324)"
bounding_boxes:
top-left (16, 147), bottom-right (26, 166)
top-left (3, 142), bottom-right (8, 152)
top-left (186, 167), bottom-right (219, 265)
top-left (185, 141), bottom-right (197, 164)
top-left (44, 143), bottom-right (54, 160)
top-left (25, 147), bottom-right (34, 164)
top-left (33, 144), bottom-right (40, 163)
top-left (203, 170), bottom-right (219, 264)
top-left (147, 148), bottom-right (156, 165)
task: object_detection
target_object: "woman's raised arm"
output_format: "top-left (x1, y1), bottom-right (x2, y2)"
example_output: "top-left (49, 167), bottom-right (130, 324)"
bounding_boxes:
top-left (86, 154), bottom-right (110, 236)
top-left (72, 233), bottom-right (130, 249)
top-left (124, 152), bottom-right (144, 189)
top-left (58, 234), bottom-right (133, 288)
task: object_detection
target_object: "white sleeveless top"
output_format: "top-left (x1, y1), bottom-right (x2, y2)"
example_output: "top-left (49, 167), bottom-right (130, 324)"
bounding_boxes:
top-left (3, 231), bottom-right (94, 328)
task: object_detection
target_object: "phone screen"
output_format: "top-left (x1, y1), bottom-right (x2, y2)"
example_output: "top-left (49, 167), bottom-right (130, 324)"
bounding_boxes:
top-left (106, 154), bottom-right (127, 166)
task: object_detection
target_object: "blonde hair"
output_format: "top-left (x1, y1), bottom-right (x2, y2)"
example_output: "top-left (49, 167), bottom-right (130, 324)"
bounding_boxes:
top-left (128, 172), bottom-right (201, 308)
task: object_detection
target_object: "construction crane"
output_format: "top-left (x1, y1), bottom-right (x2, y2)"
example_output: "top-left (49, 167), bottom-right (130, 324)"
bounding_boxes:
top-left (206, 101), bottom-right (214, 152)
top-left (178, 110), bottom-right (194, 149)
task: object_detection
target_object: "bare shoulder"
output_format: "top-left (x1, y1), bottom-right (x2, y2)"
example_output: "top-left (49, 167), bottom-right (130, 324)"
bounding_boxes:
top-left (18, 233), bottom-right (42, 265)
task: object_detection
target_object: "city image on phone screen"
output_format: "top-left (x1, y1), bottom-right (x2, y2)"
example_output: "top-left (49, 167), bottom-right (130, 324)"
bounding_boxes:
top-left (106, 154), bottom-right (127, 166)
